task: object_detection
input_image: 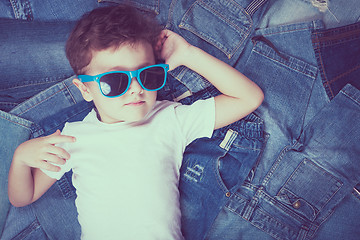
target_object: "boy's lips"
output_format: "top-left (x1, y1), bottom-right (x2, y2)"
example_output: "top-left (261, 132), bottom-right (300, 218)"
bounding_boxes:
top-left (124, 100), bottom-right (145, 106)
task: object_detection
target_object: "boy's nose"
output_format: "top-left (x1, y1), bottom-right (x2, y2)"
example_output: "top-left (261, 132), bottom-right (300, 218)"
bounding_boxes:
top-left (128, 77), bottom-right (143, 94)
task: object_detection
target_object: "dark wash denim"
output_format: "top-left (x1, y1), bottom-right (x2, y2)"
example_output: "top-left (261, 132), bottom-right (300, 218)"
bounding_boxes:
top-left (188, 21), bottom-right (360, 240)
top-left (1, 1), bottom-right (359, 240)
top-left (311, 21), bottom-right (360, 100)
top-left (179, 93), bottom-right (265, 239)
top-left (0, 0), bottom-right (270, 238)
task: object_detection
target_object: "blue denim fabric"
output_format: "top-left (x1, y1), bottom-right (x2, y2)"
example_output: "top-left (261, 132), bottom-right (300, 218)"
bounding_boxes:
top-left (0, 19), bottom-right (75, 111)
top-left (179, 110), bottom-right (265, 240)
top-left (311, 21), bottom-right (360, 100)
top-left (197, 21), bottom-right (360, 239)
top-left (0, 77), bottom-right (92, 237)
top-left (207, 84), bottom-right (360, 240)
top-left (0, 0), bottom-right (113, 21)
top-left (1, 175), bottom-right (81, 240)
top-left (2, 1), bottom-right (358, 240)
top-left (258, 0), bottom-right (360, 29)
top-left (0, 1), bottom-right (270, 237)
top-left (0, 0), bottom-right (270, 109)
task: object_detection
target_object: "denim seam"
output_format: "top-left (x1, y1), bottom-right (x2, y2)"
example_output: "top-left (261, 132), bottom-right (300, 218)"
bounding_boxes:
top-left (179, 0), bottom-right (252, 59)
top-left (261, 144), bottom-right (294, 187)
top-left (262, 27), bottom-right (312, 36)
top-left (0, 114), bottom-right (32, 130)
top-left (352, 190), bottom-right (360, 201)
top-left (12, 86), bottom-right (71, 116)
top-left (165, 0), bottom-right (177, 29)
top-left (341, 88), bottom-right (360, 106)
top-left (245, 0), bottom-right (268, 17)
top-left (63, 81), bottom-right (77, 104)
top-left (326, 64), bottom-right (360, 86)
top-left (191, 0), bottom-right (249, 36)
top-left (11, 218), bottom-right (41, 240)
top-left (250, 208), bottom-right (297, 240)
top-left (214, 150), bottom-right (231, 195)
top-left (253, 45), bottom-right (315, 78)
top-left (9, 0), bottom-right (20, 19)
top-left (257, 189), bottom-right (314, 225)
top-left (57, 176), bottom-right (76, 199)
top-left (277, 158), bottom-right (343, 215)
top-left (0, 74), bottom-right (72, 91)
top-left (312, 38), bottom-right (334, 99)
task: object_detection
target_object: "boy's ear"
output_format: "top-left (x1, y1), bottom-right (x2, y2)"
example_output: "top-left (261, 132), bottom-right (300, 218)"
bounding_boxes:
top-left (72, 78), bottom-right (94, 102)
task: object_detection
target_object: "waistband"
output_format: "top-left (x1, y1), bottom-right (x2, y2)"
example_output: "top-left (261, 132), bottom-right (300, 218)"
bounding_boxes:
top-left (340, 83), bottom-right (360, 104)
top-left (312, 21), bottom-right (360, 49)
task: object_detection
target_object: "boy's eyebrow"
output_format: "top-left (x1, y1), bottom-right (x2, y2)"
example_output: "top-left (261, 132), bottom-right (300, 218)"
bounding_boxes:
top-left (108, 62), bottom-right (154, 72)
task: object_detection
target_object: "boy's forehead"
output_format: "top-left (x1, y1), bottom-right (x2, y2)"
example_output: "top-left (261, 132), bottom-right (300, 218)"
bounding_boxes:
top-left (87, 41), bottom-right (155, 74)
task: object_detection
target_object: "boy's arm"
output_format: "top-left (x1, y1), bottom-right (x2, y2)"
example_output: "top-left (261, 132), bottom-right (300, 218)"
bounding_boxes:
top-left (157, 30), bottom-right (264, 130)
top-left (8, 130), bottom-right (75, 207)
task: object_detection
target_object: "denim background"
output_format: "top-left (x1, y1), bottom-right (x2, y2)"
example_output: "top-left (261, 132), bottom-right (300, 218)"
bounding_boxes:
top-left (0, 0), bottom-right (359, 239)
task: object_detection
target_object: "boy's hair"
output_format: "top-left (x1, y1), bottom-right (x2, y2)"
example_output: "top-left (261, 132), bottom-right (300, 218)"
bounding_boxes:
top-left (66, 4), bottom-right (162, 75)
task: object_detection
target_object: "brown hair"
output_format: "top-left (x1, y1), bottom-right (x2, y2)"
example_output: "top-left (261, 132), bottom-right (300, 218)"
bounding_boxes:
top-left (65, 4), bottom-right (162, 75)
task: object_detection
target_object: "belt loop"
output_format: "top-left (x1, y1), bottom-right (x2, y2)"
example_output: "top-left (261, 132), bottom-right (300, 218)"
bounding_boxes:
top-left (219, 129), bottom-right (238, 151)
top-left (245, 0), bottom-right (268, 17)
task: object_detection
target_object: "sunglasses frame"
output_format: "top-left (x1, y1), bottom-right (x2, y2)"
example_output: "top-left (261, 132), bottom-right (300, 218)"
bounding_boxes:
top-left (78, 64), bottom-right (169, 98)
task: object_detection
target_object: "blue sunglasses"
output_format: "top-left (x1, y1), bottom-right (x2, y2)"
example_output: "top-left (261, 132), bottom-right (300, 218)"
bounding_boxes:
top-left (78, 64), bottom-right (169, 98)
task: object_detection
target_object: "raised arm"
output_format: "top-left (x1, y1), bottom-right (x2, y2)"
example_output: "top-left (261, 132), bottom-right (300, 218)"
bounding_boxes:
top-left (157, 30), bottom-right (264, 129)
top-left (8, 130), bottom-right (75, 207)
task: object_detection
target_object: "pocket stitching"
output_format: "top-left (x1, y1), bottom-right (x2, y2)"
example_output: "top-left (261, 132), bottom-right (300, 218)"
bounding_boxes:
top-left (179, 0), bottom-right (252, 58)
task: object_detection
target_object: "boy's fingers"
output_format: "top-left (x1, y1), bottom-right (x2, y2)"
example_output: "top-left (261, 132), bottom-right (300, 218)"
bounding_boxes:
top-left (47, 145), bottom-right (70, 160)
top-left (47, 134), bottom-right (76, 144)
top-left (44, 153), bottom-right (66, 165)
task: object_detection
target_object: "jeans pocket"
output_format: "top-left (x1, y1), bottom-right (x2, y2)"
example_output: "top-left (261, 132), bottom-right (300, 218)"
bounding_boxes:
top-left (276, 158), bottom-right (343, 221)
top-left (179, 0), bottom-right (252, 59)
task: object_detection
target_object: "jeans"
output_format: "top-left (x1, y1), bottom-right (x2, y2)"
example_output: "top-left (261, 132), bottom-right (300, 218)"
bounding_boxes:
top-left (1, 1), bottom-right (359, 240)
top-left (195, 20), bottom-right (360, 240)
top-left (0, 77), bottom-right (92, 237)
top-left (258, 0), bottom-right (360, 29)
top-left (0, 19), bottom-right (76, 112)
top-left (0, 0), bottom-right (111, 21)
top-left (206, 84), bottom-right (360, 240)
top-left (0, 0), bottom-right (270, 237)
top-left (0, 0), bottom-right (269, 109)
top-left (311, 21), bottom-right (360, 100)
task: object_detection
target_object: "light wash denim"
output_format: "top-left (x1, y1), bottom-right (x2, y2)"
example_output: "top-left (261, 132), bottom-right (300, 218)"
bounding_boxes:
top-left (195, 20), bottom-right (360, 239)
top-left (0, 0), bottom-right (269, 110)
top-left (0, 77), bottom-right (92, 237)
top-left (0, 19), bottom-right (76, 111)
top-left (1, 1), bottom-right (359, 240)
top-left (206, 84), bottom-right (360, 240)
top-left (0, 0), bottom-right (270, 237)
top-left (258, 0), bottom-right (360, 29)
top-left (0, 0), bottom-right (112, 21)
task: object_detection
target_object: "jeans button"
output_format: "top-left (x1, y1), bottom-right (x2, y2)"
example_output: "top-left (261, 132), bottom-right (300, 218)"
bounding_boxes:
top-left (293, 200), bottom-right (301, 209)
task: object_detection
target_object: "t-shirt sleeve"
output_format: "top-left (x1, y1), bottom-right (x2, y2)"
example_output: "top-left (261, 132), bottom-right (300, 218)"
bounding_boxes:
top-left (174, 97), bottom-right (215, 146)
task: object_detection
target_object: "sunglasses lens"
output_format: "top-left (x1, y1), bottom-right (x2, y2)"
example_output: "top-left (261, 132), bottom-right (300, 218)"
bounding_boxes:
top-left (99, 73), bottom-right (129, 96)
top-left (139, 66), bottom-right (166, 90)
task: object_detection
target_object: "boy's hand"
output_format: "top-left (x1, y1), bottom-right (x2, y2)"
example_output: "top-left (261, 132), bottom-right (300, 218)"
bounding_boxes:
top-left (155, 30), bottom-right (191, 71)
top-left (13, 129), bottom-right (76, 172)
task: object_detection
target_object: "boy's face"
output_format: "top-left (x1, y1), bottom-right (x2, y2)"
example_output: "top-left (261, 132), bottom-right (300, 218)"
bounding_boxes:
top-left (74, 41), bottom-right (158, 124)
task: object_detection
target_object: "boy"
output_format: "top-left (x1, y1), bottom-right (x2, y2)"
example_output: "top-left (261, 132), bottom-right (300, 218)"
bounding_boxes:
top-left (8, 4), bottom-right (263, 240)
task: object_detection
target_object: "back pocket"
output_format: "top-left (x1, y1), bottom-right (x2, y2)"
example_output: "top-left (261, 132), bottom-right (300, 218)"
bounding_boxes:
top-left (276, 159), bottom-right (343, 221)
top-left (179, 0), bottom-right (252, 60)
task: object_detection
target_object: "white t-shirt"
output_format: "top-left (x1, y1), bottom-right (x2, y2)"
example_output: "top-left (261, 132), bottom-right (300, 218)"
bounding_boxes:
top-left (42, 98), bottom-right (215, 240)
